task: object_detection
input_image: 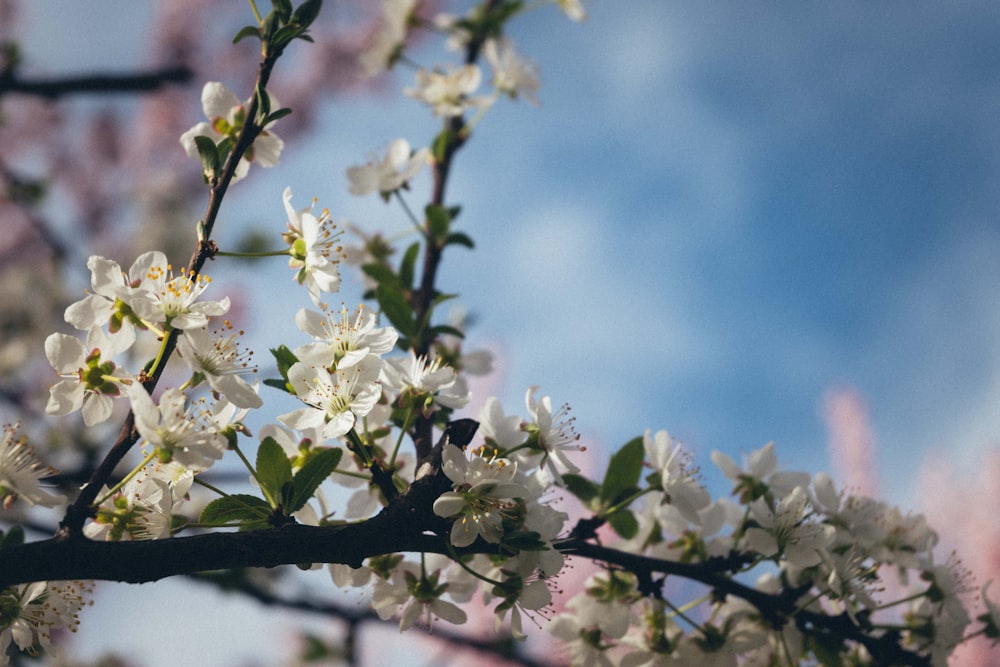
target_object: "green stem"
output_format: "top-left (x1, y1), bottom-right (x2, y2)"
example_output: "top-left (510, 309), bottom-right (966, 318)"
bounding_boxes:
top-left (394, 191), bottom-right (426, 237)
top-left (144, 329), bottom-right (174, 378)
top-left (192, 477), bottom-right (232, 498)
top-left (389, 406), bottom-right (415, 470)
top-left (445, 542), bottom-right (506, 588)
top-left (91, 450), bottom-right (157, 508)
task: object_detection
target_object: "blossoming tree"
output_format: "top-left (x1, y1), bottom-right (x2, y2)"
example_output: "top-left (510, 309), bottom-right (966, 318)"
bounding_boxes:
top-left (0, 1), bottom-right (998, 665)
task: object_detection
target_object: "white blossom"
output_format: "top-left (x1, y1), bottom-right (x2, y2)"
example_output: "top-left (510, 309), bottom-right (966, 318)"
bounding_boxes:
top-left (405, 65), bottom-right (486, 117)
top-left (179, 81), bottom-right (283, 182)
top-left (294, 304), bottom-right (398, 370)
top-left (128, 385), bottom-right (227, 471)
top-left (279, 359), bottom-right (382, 440)
top-left (281, 187), bottom-right (345, 306)
top-left (0, 424), bottom-right (64, 509)
top-left (346, 138), bottom-right (429, 199)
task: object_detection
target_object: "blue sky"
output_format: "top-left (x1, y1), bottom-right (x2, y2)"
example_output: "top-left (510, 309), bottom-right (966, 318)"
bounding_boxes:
top-left (15, 1), bottom-right (1000, 664)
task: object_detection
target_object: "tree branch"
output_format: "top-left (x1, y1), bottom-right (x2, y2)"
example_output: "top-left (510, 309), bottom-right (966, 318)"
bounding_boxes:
top-left (0, 66), bottom-right (193, 99)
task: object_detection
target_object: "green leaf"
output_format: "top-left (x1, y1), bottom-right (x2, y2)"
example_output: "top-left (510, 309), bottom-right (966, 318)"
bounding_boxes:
top-left (607, 509), bottom-right (639, 539)
top-left (291, 0), bottom-right (322, 28)
top-left (425, 204), bottom-right (451, 246)
top-left (263, 377), bottom-right (292, 393)
top-left (269, 345), bottom-right (299, 378)
top-left (260, 10), bottom-right (281, 41)
top-left (446, 232), bottom-right (475, 249)
top-left (193, 136), bottom-right (220, 177)
top-left (272, 0), bottom-right (293, 22)
top-left (376, 284), bottom-right (416, 337)
top-left (600, 436), bottom-right (645, 504)
top-left (287, 447), bottom-right (343, 512)
top-left (361, 262), bottom-right (401, 288)
top-left (563, 473), bottom-right (601, 505)
top-left (427, 324), bottom-right (465, 340)
top-left (263, 108), bottom-right (292, 125)
top-left (233, 25), bottom-right (262, 44)
top-left (398, 242), bottom-right (420, 289)
top-left (255, 83), bottom-right (271, 119)
top-left (256, 436), bottom-right (293, 508)
top-left (200, 494), bottom-right (273, 526)
top-left (271, 24), bottom-right (302, 48)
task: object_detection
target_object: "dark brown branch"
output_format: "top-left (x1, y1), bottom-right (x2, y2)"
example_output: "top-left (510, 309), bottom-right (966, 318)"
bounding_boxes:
top-left (0, 66), bottom-right (193, 99)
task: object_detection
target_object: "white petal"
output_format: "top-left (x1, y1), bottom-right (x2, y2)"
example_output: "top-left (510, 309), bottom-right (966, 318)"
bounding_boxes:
top-left (201, 81), bottom-right (240, 118)
top-left (44, 333), bottom-right (86, 372)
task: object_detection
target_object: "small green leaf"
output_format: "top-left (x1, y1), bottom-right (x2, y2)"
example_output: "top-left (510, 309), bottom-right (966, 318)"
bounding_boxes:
top-left (193, 135), bottom-right (220, 177)
top-left (263, 377), bottom-right (292, 393)
top-left (361, 262), bottom-right (401, 288)
top-left (376, 284), bottom-right (416, 337)
top-left (200, 494), bottom-right (273, 526)
top-left (607, 509), bottom-right (639, 539)
top-left (233, 25), bottom-right (262, 44)
top-left (427, 324), bottom-right (465, 340)
top-left (563, 473), bottom-right (601, 505)
top-left (288, 447), bottom-right (343, 512)
top-left (271, 24), bottom-right (301, 48)
top-left (257, 436), bottom-right (293, 508)
top-left (600, 436), bottom-right (645, 504)
top-left (255, 83), bottom-right (271, 119)
top-left (260, 10), bottom-right (281, 41)
top-left (272, 0), bottom-right (293, 22)
top-left (262, 108), bottom-right (292, 125)
top-left (446, 232), bottom-right (475, 249)
top-left (291, 0), bottom-right (322, 28)
top-left (425, 204), bottom-right (451, 245)
top-left (398, 242), bottom-right (420, 288)
top-left (269, 345), bottom-right (299, 378)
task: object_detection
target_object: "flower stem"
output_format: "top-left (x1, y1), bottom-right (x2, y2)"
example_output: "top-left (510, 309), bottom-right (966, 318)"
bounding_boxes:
top-left (91, 450), bottom-right (157, 508)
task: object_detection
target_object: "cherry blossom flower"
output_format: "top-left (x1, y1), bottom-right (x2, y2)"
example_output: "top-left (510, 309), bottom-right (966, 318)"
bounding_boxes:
top-left (44, 326), bottom-right (131, 426)
top-left (121, 251), bottom-right (229, 331)
top-left (293, 304), bottom-right (398, 370)
top-left (477, 396), bottom-right (526, 451)
top-left (358, 0), bottom-right (417, 78)
top-left (711, 441), bottom-right (810, 503)
top-left (279, 359), bottom-right (382, 440)
top-left (128, 385), bottom-right (227, 471)
top-left (745, 485), bottom-right (835, 568)
top-left (179, 81), bottom-right (283, 183)
top-left (281, 187), bottom-right (345, 306)
top-left (346, 138), bottom-right (430, 199)
top-left (405, 65), bottom-right (487, 117)
top-left (380, 351), bottom-right (469, 414)
top-left (0, 580), bottom-right (91, 661)
top-left (84, 473), bottom-right (174, 541)
top-left (484, 38), bottom-right (541, 105)
top-left (371, 558), bottom-right (473, 631)
top-left (491, 570), bottom-right (552, 640)
top-left (0, 424), bottom-right (64, 509)
top-left (176, 323), bottom-right (262, 409)
top-left (433, 444), bottom-right (526, 547)
top-left (643, 429), bottom-right (710, 524)
top-left (63, 254), bottom-right (148, 349)
top-left (516, 386), bottom-right (583, 486)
